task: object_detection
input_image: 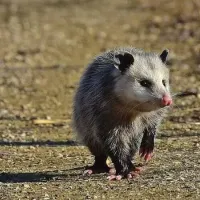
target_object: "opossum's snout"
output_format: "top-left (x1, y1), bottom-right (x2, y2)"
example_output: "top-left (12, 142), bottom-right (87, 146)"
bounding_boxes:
top-left (161, 95), bottom-right (172, 106)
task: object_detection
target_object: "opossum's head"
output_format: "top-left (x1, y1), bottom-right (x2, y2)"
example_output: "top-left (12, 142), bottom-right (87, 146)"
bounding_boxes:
top-left (114, 49), bottom-right (172, 112)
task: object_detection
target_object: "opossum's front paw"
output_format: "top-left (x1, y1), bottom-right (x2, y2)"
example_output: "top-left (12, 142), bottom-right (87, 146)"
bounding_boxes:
top-left (140, 132), bottom-right (155, 162)
top-left (107, 166), bottom-right (142, 181)
top-left (107, 174), bottom-right (123, 181)
top-left (107, 173), bottom-right (138, 181)
top-left (139, 147), bottom-right (153, 162)
top-left (126, 166), bottom-right (143, 179)
top-left (139, 148), bottom-right (153, 162)
top-left (83, 164), bottom-right (112, 176)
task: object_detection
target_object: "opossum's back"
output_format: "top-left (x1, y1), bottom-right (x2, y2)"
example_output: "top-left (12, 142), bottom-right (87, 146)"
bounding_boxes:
top-left (75, 50), bottom-right (118, 105)
top-left (73, 53), bottom-right (116, 138)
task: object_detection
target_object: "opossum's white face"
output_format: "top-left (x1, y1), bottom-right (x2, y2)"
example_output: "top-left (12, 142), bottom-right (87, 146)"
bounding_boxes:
top-left (114, 50), bottom-right (172, 112)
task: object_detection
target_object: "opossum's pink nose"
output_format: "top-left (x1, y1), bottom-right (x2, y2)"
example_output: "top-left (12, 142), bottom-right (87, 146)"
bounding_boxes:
top-left (162, 95), bottom-right (172, 106)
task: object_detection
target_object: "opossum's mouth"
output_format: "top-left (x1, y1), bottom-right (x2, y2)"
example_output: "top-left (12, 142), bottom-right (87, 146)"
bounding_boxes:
top-left (133, 99), bottom-right (169, 112)
top-left (114, 96), bottom-right (171, 113)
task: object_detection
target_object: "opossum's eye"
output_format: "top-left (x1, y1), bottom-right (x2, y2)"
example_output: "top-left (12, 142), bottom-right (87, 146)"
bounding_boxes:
top-left (140, 80), bottom-right (152, 88)
top-left (115, 53), bottom-right (134, 73)
top-left (162, 80), bottom-right (166, 87)
top-left (160, 49), bottom-right (169, 63)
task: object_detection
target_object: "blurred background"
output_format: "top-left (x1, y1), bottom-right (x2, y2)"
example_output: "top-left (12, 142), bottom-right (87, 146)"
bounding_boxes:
top-left (0, 0), bottom-right (199, 199)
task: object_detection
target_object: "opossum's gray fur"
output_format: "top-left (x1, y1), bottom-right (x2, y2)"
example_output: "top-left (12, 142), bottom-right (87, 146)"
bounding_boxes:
top-left (73, 47), bottom-right (171, 175)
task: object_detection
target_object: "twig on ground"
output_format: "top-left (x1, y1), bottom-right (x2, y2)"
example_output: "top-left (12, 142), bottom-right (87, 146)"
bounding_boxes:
top-left (32, 119), bottom-right (70, 126)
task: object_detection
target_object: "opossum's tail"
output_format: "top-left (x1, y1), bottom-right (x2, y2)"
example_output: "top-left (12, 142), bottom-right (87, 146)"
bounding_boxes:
top-left (172, 90), bottom-right (198, 98)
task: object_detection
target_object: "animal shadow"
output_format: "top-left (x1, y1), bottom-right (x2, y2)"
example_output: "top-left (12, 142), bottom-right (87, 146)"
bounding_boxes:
top-left (0, 167), bottom-right (85, 183)
top-left (0, 140), bottom-right (79, 147)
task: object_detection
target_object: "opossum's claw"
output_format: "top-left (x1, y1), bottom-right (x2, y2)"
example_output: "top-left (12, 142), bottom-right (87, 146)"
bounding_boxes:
top-left (109, 168), bottom-right (116, 175)
top-left (107, 166), bottom-right (143, 181)
top-left (144, 152), bottom-right (153, 162)
top-left (139, 147), bottom-right (144, 155)
top-left (139, 147), bottom-right (147, 158)
top-left (107, 175), bottom-right (122, 181)
top-left (139, 147), bottom-right (153, 162)
top-left (83, 164), bottom-right (112, 176)
top-left (134, 166), bottom-right (143, 173)
top-left (108, 173), bottom-right (138, 180)
top-left (127, 172), bottom-right (139, 179)
top-left (126, 166), bottom-right (144, 179)
top-left (83, 169), bottom-right (93, 176)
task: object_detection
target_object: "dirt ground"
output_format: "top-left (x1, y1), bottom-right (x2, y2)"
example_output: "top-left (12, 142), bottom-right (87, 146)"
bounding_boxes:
top-left (0, 0), bottom-right (200, 199)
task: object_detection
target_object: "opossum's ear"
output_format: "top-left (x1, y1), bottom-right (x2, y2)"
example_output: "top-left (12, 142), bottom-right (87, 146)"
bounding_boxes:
top-left (114, 53), bottom-right (134, 73)
top-left (160, 49), bottom-right (169, 63)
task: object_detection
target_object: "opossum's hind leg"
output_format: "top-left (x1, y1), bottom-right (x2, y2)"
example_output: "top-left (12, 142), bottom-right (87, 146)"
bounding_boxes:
top-left (139, 125), bottom-right (156, 162)
top-left (83, 154), bottom-right (114, 175)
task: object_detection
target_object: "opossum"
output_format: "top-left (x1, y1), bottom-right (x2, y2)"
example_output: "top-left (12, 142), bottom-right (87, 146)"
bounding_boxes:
top-left (73, 47), bottom-right (172, 180)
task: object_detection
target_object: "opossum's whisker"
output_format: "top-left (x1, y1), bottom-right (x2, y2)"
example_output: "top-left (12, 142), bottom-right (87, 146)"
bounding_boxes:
top-left (170, 102), bottom-right (182, 110)
top-left (130, 101), bottom-right (151, 110)
top-left (148, 92), bottom-right (182, 110)
top-left (148, 93), bottom-right (159, 99)
top-left (171, 92), bottom-right (181, 97)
